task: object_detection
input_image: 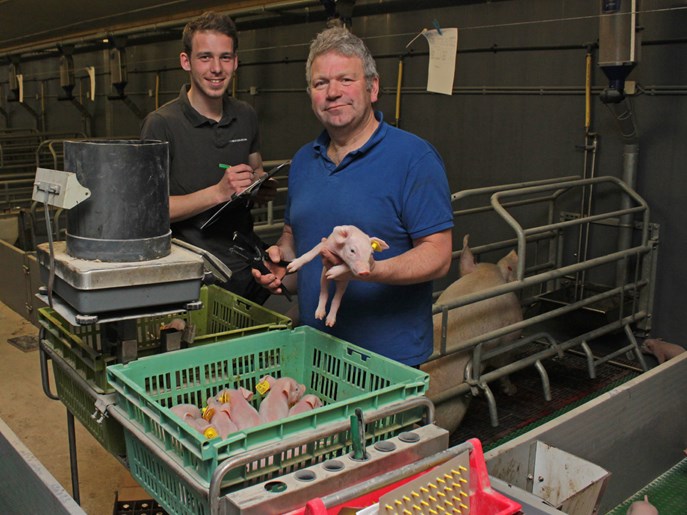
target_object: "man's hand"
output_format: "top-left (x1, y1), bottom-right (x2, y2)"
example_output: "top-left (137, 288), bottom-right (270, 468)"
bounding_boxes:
top-left (219, 163), bottom-right (255, 200)
top-left (252, 245), bottom-right (291, 296)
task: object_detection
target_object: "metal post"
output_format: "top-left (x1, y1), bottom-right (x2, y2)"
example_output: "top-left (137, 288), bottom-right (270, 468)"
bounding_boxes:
top-left (66, 409), bottom-right (80, 504)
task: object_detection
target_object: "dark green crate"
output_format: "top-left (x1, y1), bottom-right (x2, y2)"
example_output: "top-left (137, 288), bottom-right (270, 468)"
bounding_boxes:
top-left (38, 285), bottom-right (292, 393)
top-left (108, 326), bottom-right (429, 510)
top-left (49, 348), bottom-right (126, 457)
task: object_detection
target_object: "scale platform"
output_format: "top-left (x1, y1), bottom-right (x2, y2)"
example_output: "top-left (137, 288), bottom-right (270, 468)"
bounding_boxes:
top-left (36, 241), bottom-right (205, 318)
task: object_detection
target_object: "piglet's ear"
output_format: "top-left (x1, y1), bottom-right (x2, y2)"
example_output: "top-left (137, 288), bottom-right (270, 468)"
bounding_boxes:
top-left (332, 225), bottom-right (350, 245)
top-left (370, 237), bottom-right (389, 251)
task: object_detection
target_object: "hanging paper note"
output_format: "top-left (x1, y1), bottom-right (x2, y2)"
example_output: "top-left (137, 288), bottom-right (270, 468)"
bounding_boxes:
top-left (422, 28), bottom-right (458, 95)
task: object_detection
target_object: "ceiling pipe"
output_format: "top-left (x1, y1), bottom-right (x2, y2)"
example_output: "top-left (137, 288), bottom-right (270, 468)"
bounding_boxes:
top-left (0, 0), bottom-right (321, 60)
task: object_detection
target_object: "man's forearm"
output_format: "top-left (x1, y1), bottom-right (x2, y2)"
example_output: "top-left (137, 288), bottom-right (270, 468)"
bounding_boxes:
top-left (169, 186), bottom-right (222, 222)
top-left (368, 229), bottom-right (452, 285)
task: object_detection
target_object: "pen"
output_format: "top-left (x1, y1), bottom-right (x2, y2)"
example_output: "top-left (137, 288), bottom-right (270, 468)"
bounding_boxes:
top-left (219, 163), bottom-right (231, 169)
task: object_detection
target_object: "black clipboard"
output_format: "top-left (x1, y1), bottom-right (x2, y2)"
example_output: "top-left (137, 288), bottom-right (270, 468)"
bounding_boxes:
top-left (200, 160), bottom-right (290, 231)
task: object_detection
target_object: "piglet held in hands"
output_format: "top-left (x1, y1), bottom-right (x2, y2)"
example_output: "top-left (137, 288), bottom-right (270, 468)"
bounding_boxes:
top-left (287, 225), bottom-right (388, 327)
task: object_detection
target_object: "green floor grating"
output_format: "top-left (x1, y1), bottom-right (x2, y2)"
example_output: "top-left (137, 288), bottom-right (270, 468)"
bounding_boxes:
top-left (605, 457), bottom-right (687, 514)
top-left (484, 373), bottom-right (639, 452)
top-left (450, 343), bottom-right (641, 450)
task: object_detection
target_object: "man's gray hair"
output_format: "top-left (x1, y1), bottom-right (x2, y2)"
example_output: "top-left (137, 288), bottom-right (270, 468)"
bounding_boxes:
top-left (305, 27), bottom-right (379, 91)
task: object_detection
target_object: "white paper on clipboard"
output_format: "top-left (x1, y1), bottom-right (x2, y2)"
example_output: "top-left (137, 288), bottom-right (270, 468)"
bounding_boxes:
top-left (422, 28), bottom-right (458, 95)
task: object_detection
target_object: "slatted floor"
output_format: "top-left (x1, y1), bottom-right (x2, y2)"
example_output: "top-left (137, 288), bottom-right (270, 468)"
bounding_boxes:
top-left (448, 343), bottom-right (643, 451)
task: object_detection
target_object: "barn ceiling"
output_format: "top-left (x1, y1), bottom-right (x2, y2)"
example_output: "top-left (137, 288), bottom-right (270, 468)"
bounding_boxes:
top-left (0, 0), bottom-right (476, 61)
top-left (0, 0), bottom-right (322, 59)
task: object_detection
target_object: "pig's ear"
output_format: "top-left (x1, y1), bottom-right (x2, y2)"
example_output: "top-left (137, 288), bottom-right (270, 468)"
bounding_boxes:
top-left (498, 250), bottom-right (518, 282)
top-left (259, 375), bottom-right (276, 386)
top-left (370, 237), bottom-right (389, 251)
top-left (459, 234), bottom-right (476, 276)
top-left (332, 226), bottom-right (349, 245)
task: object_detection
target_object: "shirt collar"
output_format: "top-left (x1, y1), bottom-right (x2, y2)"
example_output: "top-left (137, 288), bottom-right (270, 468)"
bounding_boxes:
top-left (313, 111), bottom-right (387, 159)
top-left (178, 84), bottom-right (237, 128)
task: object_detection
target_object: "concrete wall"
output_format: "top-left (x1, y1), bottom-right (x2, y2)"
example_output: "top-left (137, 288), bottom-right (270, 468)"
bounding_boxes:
top-left (1, 0), bottom-right (686, 343)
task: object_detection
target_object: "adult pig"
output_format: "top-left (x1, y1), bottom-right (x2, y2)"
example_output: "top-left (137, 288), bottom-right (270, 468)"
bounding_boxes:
top-left (421, 235), bottom-right (522, 433)
top-left (287, 225), bottom-right (388, 327)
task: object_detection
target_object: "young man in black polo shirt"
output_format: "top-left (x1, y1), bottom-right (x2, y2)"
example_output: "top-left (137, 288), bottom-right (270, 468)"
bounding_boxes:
top-left (141, 11), bottom-right (274, 303)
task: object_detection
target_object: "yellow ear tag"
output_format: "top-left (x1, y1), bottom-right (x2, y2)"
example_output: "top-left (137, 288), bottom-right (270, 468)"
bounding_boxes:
top-left (203, 427), bottom-right (219, 439)
top-left (256, 380), bottom-right (271, 396)
top-left (202, 406), bottom-right (215, 422)
top-left (371, 241), bottom-right (382, 252)
top-left (218, 391), bottom-right (231, 404)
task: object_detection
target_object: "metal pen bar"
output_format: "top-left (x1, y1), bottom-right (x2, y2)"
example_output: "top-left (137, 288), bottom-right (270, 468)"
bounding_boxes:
top-left (432, 245), bottom-right (650, 318)
top-left (432, 310), bottom-right (647, 407)
top-left (490, 176), bottom-right (650, 281)
top-left (432, 277), bottom-right (648, 359)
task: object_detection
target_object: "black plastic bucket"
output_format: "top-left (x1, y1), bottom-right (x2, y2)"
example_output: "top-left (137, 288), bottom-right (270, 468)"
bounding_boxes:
top-left (65, 139), bottom-right (171, 261)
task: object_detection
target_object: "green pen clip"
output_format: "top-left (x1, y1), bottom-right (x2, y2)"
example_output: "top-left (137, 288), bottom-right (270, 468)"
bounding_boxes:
top-left (219, 163), bottom-right (231, 170)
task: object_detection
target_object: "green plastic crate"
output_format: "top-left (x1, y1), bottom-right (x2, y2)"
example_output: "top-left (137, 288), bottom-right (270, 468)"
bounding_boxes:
top-left (38, 284), bottom-right (292, 393)
top-left (107, 326), bottom-right (429, 508)
top-left (46, 344), bottom-right (126, 457)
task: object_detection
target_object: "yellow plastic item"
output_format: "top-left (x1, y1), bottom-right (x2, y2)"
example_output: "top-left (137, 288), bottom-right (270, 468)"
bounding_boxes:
top-left (203, 426), bottom-right (219, 439)
top-left (256, 380), bottom-right (270, 396)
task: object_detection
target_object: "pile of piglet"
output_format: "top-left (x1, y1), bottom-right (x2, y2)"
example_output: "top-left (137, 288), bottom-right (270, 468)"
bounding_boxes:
top-left (169, 375), bottom-right (323, 440)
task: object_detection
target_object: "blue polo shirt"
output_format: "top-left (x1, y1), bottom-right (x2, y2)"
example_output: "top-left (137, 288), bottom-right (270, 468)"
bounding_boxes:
top-left (285, 112), bottom-right (453, 365)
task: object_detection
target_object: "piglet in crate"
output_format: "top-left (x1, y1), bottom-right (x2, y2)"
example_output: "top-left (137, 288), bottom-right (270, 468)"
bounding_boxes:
top-left (215, 387), bottom-right (262, 430)
top-left (258, 375), bottom-right (306, 423)
top-left (210, 409), bottom-right (239, 439)
top-left (642, 338), bottom-right (686, 364)
top-left (170, 403), bottom-right (202, 421)
top-left (287, 225), bottom-right (388, 327)
top-left (288, 394), bottom-right (323, 415)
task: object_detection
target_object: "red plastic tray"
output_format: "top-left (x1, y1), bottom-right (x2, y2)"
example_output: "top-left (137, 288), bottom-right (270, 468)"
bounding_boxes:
top-left (289, 438), bottom-right (521, 515)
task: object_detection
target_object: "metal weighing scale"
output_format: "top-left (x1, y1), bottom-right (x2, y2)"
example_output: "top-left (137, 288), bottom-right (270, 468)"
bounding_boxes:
top-left (32, 142), bottom-right (225, 505)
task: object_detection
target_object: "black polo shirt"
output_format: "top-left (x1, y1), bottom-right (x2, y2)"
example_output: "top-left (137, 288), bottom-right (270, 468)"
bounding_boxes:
top-left (141, 84), bottom-right (264, 296)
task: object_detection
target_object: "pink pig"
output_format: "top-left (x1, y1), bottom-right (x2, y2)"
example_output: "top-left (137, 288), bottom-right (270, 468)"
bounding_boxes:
top-left (258, 375), bottom-right (306, 423)
top-left (210, 408), bottom-right (239, 439)
top-left (642, 338), bottom-right (685, 364)
top-left (626, 495), bottom-right (658, 515)
top-left (287, 225), bottom-right (389, 327)
top-left (215, 387), bottom-right (262, 430)
top-left (170, 403), bottom-right (202, 421)
top-left (288, 394), bottom-right (323, 415)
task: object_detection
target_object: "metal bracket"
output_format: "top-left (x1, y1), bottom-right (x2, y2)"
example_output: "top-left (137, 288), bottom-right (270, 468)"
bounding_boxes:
top-left (33, 167), bottom-right (90, 209)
